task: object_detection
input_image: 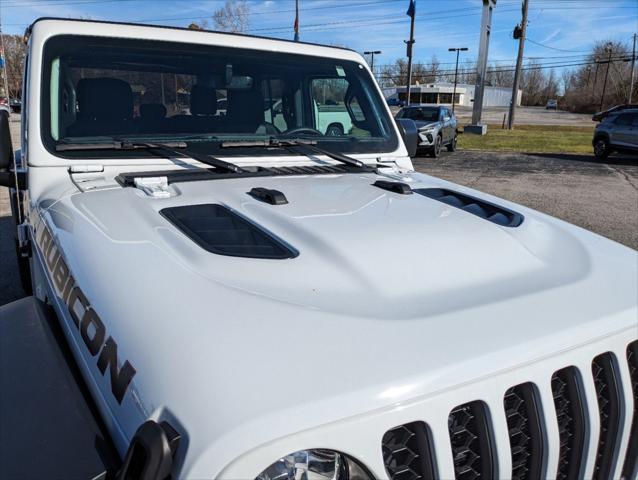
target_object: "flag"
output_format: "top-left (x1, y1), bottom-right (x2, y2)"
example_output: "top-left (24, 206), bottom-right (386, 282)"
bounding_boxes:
top-left (406, 0), bottom-right (416, 18)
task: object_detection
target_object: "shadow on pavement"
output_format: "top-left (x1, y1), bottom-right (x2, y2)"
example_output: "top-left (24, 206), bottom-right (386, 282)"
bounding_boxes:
top-left (0, 216), bottom-right (26, 306)
top-left (525, 152), bottom-right (638, 166)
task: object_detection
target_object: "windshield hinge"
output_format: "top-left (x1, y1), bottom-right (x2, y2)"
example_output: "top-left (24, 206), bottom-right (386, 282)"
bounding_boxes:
top-left (134, 176), bottom-right (171, 198)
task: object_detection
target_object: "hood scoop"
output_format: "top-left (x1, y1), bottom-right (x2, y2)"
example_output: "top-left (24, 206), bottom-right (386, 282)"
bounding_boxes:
top-left (160, 204), bottom-right (297, 259)
top-left (415, 188), bottom-right (524, 227)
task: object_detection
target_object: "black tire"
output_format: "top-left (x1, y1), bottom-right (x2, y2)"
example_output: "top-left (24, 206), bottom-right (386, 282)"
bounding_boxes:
top-left (429, 135), bottom-right (442, 158)
top-left (446, 135), bottom-right (457, 152)
top-left (593, 137), bottom-right (610, 160)
top-left (325, 123), bottom-right (344, 136)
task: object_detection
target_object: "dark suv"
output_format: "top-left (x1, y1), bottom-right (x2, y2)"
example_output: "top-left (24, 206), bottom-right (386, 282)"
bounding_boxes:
top-left (593, 109), bottom-right (638, 159)
top-left (395, 105), bottom-right (458, 157)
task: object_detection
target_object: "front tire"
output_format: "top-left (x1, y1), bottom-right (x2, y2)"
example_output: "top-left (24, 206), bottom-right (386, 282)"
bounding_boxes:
top-left (446, 135), bottom-right (457, 152)
top-left (325, 123), bottom-right (344, 136)
top-left (593, 137), bottom-right (610, 160)
top-left (429, 135), bottom-right (442, 158)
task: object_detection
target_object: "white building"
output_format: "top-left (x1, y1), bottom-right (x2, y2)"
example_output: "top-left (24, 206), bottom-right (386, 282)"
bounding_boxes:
top-left (383, 82), bottom-right (522, 107)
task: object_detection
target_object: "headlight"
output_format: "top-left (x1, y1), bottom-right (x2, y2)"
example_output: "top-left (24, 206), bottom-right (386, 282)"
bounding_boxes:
top-left (255, 449), bottom-right (373, 480)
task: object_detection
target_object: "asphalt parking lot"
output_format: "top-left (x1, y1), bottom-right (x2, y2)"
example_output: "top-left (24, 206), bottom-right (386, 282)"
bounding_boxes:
top-left (0, 113), bottom-right (636, 306)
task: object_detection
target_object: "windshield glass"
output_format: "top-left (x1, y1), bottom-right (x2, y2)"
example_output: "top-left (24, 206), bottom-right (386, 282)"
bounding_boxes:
top-left (42, 35), bottom-right (398, 157)
top-left (398, 107), bottom-right (440, 122)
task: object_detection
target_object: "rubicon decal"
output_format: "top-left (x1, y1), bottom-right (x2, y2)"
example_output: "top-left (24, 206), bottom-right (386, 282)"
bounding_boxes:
top-left (34, 217), bottom-right (136, 404)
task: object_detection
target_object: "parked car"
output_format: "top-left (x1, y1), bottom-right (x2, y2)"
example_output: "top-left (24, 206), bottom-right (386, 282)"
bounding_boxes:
top-left (592, 103), bottom-right (638, 122)
top-left (545, 99), bottom-right (558, 110)
top-left (386, 97), bottom-right (404, 107)
top-left (395, 104), bottom-right (457, 157)
top-left (9, 98), bottom-right (21, 113)
top-left (1, 17), bottom-right (637, 480)
top-left (592, 108), bottom-right (638, 159)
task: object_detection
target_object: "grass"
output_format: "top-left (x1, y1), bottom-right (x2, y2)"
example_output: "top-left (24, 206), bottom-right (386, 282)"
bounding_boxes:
top-left (458, 124), bottom-right (595, 154)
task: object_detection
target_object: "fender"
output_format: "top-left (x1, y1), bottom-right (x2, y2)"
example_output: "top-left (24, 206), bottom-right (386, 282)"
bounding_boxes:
top-left (33, 213), bottom-right (136, 404)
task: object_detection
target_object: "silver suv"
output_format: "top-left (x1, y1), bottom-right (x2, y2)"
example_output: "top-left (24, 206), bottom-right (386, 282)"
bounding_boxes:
top-left (593, 108), bottom-right (638, 159)
top-left (395, 105), bottom-right (458, 157)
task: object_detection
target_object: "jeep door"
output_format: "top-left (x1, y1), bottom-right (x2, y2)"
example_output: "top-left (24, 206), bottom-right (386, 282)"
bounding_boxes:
top-left (440, 107), bottom-right (453, 143)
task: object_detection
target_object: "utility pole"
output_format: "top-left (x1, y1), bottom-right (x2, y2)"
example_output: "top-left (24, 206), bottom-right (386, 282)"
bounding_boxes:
top-left (364, 50), bottom-right (381, 78)
top-left (600, 43), bottom-right (613, 111)
top-left (294, 0), bottom-right (300, 42)
top-left (404, 0), bottom-right (416, 106)
top-left (629, 33), bottom-right (636, 103)
top-left (468, 0), bottom-right (496, 134)
top-left (507, 0), bottom-right (529, 130)
top-left (448, 47), bottom-right (468, 114)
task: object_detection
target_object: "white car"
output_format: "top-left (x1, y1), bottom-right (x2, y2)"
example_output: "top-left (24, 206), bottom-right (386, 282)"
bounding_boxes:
top-left (0, 18), bottom-right (636, 480)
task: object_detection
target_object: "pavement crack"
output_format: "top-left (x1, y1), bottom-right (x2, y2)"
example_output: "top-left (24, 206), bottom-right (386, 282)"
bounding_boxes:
top-left (605, 164), bottom-right (638, 193)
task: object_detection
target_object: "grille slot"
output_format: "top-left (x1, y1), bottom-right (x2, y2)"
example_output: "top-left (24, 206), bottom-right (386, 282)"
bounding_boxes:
top-left (414, 188), bottom-right (524, 227)
top-left (448, 401), bottom-right (495, 480)
top-left (592, 352), bottom-right (623, 480)
top-left (551, 367), bottom-right (586, 480)
top-left (621, 341), bottom-right (638, 480)
top-left (160, 204), bottom-right (297, 259)
top-left (382, 422), bottom-right (437, 480)
top-left (504, 383), bottom-right (544, 480)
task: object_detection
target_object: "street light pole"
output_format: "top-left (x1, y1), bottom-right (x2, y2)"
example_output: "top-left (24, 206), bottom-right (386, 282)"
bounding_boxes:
top-left (448, 47), bottom-right (468, 114)
top-left (364, 50), bottom-right (382, 78)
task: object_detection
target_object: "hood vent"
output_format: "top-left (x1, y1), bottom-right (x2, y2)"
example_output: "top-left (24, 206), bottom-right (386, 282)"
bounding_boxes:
top-left (415, 188), bottom-right (524, 227)
top-left (160, 204), bottom-right (297, 259)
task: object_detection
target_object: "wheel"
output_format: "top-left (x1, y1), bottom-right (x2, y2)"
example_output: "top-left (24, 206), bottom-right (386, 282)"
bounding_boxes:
top-left (429, 135), bottom-right (442, 158)
top-left (593, 137), bottom-right (610, 160)
top-left (325, 123), bottom-right (344, 136)
top-left (446, 135), bottom-right (457, 152)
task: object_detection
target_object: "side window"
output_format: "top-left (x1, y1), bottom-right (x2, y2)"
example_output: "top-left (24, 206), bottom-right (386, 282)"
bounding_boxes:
top-left (615, 113), bottom-right (632, 126)
top-left (630, 114), bottom-right (638, 127)
top-left (262, 78), bottom-right (287, 132)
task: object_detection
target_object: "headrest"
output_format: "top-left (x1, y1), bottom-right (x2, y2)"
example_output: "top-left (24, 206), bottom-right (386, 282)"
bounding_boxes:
top-left (227, 90), bottom-right (263, 123)
top-left (190, 85), bottom-right (218, 115)
top-left (140, 103), bottom-right (167, 119)
top-left (76, 78), bottom-right (133, 121)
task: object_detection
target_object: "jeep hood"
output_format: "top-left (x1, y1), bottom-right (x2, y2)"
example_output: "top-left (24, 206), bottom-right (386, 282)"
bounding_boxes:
top-left (39, 168), bottom-right (637, 476)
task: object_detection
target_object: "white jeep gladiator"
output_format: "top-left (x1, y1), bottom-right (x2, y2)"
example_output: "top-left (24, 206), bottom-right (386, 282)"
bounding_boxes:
top-left (0, 18), bottom-right (637, 480)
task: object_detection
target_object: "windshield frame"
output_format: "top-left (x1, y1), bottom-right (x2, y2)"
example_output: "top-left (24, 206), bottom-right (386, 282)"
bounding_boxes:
top-left (39, 34), bottom-right (400, 160)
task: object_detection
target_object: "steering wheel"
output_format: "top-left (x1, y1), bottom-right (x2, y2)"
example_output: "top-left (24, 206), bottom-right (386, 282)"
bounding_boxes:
top-left (283, 127), bottom-right (323, 136)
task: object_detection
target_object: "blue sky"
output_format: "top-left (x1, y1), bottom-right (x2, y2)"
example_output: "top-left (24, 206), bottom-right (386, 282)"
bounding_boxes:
top-left (2, 0), bottom-right (636, 72)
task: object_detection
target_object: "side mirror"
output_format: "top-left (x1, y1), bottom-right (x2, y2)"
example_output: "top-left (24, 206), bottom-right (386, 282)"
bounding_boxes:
top-left (395, 118), bottom-right (419, 157)
top-left (0, 110), bottom-right (15, 188)
top-left (0, 110), bottom-right (13, 170)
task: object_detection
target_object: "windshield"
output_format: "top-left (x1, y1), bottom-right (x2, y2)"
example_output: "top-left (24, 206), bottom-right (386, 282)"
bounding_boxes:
top-left (41, 35), bottom-right (398, 157)
top-left (397, 107), bottom-right (440, 122)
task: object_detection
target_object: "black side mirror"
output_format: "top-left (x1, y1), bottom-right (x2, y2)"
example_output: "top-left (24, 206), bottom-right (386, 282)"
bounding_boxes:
top-left (395, 118), bottom-right (419, 157)
top-left (0, 110), bottom-right (15, 188)
top-left (0, 110), bottom-right (13, 170)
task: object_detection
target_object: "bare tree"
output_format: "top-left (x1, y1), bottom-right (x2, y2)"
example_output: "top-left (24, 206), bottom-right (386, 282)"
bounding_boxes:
top-left (1, 35), bottom-right (27, 99)
top-left (212, 0), bottom-right (250, 33)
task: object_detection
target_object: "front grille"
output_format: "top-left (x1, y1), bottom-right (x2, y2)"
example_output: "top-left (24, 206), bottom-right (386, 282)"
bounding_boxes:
top-left (448, 401), bottom-right (494, 480)
top-left (381, 340), bottom-right (637, 480)
top-left (504, 383), bottom-right (544, 480)
top-left (622, 341), bottom-right (638, 479)
top-left (591, 353), bottom-right (622, 480)
top-left (552, 367), bottom-right (586, 480)
top-left (382, 422), bottom-right (436, 480)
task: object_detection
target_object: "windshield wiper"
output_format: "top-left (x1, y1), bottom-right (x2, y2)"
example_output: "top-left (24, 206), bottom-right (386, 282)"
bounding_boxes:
top-left (220, 137), bottom-right (366, 169)
top-left (57, 140), bottom-right (245, 174)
